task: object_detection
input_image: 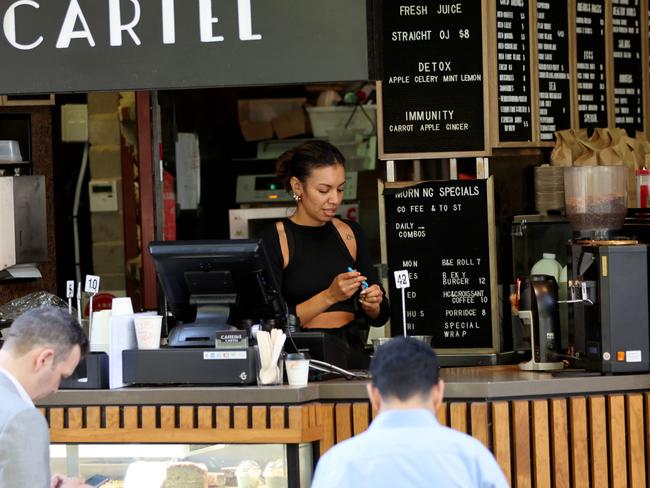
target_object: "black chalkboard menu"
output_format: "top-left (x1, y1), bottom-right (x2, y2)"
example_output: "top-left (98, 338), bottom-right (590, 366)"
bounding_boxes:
top-left (378, 0), bottom-right (488, 158)
top-left (576, 0), bottom-right (608, 129)
top-left (496, 0), bottom-right (533, 143)
top-left (384, 179), bottom-right (497, 351)
top-left (612, 0), bottom-right (643, 136)
top-left (537, 1), bottom-right (571, 141)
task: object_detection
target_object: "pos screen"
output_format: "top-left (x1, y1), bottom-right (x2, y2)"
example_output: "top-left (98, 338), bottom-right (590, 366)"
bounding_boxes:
top-left (148, 239), bottom-right (287, 328)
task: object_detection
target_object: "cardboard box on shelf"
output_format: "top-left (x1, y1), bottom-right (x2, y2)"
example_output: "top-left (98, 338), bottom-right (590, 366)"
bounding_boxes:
top-left (272, 109), bottom-right (309, 139)
top-left (239, 119), bottom-right (274, 142)
top-left (238, 98), bottom-right (307, 142)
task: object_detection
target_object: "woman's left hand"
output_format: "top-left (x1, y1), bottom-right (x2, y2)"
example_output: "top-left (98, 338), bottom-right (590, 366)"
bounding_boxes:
top-left (359, 284), bottom-right (383, 317)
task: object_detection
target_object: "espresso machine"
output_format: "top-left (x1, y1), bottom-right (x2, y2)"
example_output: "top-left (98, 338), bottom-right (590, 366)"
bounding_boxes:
top-left (517, 275), bottom-right (564, 371)
top-left (565, 166), bottom-right (650, 374)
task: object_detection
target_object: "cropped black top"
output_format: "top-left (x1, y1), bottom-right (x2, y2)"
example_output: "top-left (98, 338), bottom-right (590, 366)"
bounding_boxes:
top-left (261, 218), bottom-right (389, 328)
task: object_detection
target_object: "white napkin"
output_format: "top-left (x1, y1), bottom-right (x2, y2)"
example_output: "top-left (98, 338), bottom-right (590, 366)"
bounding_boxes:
top-left (108, 311), bottom-right (156, 389)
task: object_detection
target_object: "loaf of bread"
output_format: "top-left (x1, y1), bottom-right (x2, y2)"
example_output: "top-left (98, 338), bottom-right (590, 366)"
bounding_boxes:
top-left (123, 460), bottom-right (208, 488)
top-left (166, 462), bottom-right (208, 488)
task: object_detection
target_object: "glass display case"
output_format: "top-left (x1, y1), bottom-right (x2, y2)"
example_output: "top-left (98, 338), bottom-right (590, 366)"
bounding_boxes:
top-left (51, 442), bottom-right (313, 487)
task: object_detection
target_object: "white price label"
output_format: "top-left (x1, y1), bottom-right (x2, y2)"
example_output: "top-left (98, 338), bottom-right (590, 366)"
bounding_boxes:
top-left (66, 280), bottom-right (75, 298)
top-left (394, 270), bottom-right (410, 289)
top-left (84, 275), bottom-right (101, 294)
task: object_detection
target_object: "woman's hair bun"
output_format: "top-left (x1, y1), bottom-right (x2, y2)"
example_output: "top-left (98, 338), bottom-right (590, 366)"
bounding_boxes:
top-left (275, 140), bottom-right (345, 193)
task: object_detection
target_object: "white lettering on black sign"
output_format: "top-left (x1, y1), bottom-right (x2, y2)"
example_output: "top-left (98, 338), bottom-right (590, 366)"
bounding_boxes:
top-left (1, 0), bottom-right (261, 49)
top-left (496, 0), bottom-right (532, 142)
top-left (536, 1), bottom-right (571, 140)
top-left (385, 180), bottom-right (493, 349)
top-left (612, 0), bottom-right (643, 135)
top-left (379, 0), bottom-right (487, 156)
top-left (576, 0), bottom-right (607, 128)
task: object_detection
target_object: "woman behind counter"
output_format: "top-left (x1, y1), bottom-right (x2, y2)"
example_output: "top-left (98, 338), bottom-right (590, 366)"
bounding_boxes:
top-left (261, 140), bottom-right (389, 368)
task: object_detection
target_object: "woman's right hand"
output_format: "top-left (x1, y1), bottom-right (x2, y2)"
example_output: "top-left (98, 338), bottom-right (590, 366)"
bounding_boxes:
top-left (325, 270), bottom-right (366, 303)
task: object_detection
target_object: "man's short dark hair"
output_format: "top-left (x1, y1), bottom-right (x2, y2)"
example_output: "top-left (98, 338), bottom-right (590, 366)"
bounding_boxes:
top-left (5, 306), bottom-right (89, 363)
top-left (369, 337), bottom-right (440, 401)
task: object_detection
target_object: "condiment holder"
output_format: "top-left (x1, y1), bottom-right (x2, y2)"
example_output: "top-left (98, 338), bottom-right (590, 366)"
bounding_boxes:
top-left (255, 329), bottom-right (286, 385)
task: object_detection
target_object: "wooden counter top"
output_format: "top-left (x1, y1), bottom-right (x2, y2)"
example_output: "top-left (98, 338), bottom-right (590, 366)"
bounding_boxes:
top-left (40, 365), bottom-right (650, 406)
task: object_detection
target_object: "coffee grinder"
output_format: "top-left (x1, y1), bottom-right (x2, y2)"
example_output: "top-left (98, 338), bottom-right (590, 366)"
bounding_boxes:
top-left (517, 275), bottom-right (564, 371)
top-left (565, 166), bottom-right (650, 373)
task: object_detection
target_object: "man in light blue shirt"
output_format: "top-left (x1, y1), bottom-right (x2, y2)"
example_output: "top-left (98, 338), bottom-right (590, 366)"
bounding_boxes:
top-left (311, 337), bottom-right (509, 488)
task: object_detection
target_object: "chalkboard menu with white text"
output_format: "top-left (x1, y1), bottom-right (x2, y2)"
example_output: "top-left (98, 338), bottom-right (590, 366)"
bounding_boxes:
top-left (496, 0), bottom-right (533, 142)
top-left (384, 179), bottom-right (496, 351)
top-left (378, 0), bottom-right (488, 158)
top-left (537, 1), bottom-right (571, 141)
top-left (576, 0), bottom-right (608, 128)
top-left (612, 0), bottom-right (643, 135)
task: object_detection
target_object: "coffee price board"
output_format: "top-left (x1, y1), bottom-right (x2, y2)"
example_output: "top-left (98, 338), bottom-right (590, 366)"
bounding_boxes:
top-left (377, 0), bottom-right (489, 159)
top-left (576, 0), bottom-right (608, 129)
top-left (384, 179), bottom-right (498, 352)
top-left (537, 1), bottom-right (571, 142)
top-left (611, 0), bottom-right (643, 135)
top-left (495, 0), bottom-right (533, 143)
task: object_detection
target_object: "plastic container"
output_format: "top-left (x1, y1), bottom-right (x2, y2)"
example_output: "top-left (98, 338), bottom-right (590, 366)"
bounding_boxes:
top-left (530, 253), bottom-right (562, 282)
top-left (636, 169), bottom-right (650, 208)
top-left (559, 265), bottom-right (568, 283)
top-left (306, 105), bottom-right (376, 137)
top-left (563, 166), bottom-right (628, 238)
top-left (285, 352), bottom-right (309, 386)
top-left (0, 140), bottom-right (22, 163)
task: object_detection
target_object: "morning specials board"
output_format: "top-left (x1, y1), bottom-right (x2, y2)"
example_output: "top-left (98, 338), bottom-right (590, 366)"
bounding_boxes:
top-left (384, 179), bottom-right (498, 352)
top-left (537, 1), bottom-right (571, 142)
top-left (495, 0), bottom-right (533, 143)
top-left (377, 0), bottom-right (489, 159)
top-left (612, 0), bottom-right (643, 135)
top-left (575, 0), bottom-right (608, 129)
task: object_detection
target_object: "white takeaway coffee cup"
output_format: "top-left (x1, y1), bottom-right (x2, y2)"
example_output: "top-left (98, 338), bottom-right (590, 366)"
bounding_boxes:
top-left (285, 353), bottom-right (310, 387)
top-left (111, 297), bottom-right (134, 317)
top-left (134, 315), bottom-right (163, 350)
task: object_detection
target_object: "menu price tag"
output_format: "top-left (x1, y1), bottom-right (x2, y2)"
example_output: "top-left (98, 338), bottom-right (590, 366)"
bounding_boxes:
top-left (66, 280), bottom-right (75, 298)
top-left (384, 179), bottom-right (496, 350)
top-left (84, 275), bottom-right (100, 295)
top-left (394, 270), bottom-right (411, 289)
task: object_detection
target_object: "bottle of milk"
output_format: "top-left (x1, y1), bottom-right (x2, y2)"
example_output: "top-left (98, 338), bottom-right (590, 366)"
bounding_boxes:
top-left (530, 252), bottom-right (562, 282)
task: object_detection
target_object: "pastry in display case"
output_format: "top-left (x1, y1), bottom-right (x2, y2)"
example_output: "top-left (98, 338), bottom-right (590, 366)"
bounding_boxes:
top-left (51, 443), bottom-right (313, 487)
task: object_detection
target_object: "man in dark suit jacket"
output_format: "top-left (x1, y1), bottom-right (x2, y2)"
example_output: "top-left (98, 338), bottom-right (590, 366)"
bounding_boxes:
top-left (0, 306), bottom-right (90, 488)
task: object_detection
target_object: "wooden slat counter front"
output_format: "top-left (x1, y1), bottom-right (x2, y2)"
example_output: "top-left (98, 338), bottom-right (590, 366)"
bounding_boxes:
top-left (39, 366), bottom-right (650, 487)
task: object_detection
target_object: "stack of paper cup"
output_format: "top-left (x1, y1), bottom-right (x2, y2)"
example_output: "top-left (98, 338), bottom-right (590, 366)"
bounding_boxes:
top-left (111, 297), bottom-right (134, 316)
top-left (134, 315), bottom-right (163, 349)
top-left (89, 309), bottom-right (111, 353)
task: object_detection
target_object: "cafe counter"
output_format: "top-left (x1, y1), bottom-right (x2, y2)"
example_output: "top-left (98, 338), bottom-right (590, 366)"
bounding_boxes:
top-left (40, 366), bottom-right (650, 487)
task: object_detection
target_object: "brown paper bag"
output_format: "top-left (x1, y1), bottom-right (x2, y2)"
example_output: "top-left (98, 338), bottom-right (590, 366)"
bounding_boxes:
top-left (634, 132), bottom-right (650, 168)
top-left (590, 127), bottom-right (613, 149)
top-left (551, 129), bottom-right (584, 166)
top-left (573, 138), bottom-right (599, 166)
top-left (610, 128), bottom-right (628, 145)
top-left (575, 128), bottom-right (589, 142)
